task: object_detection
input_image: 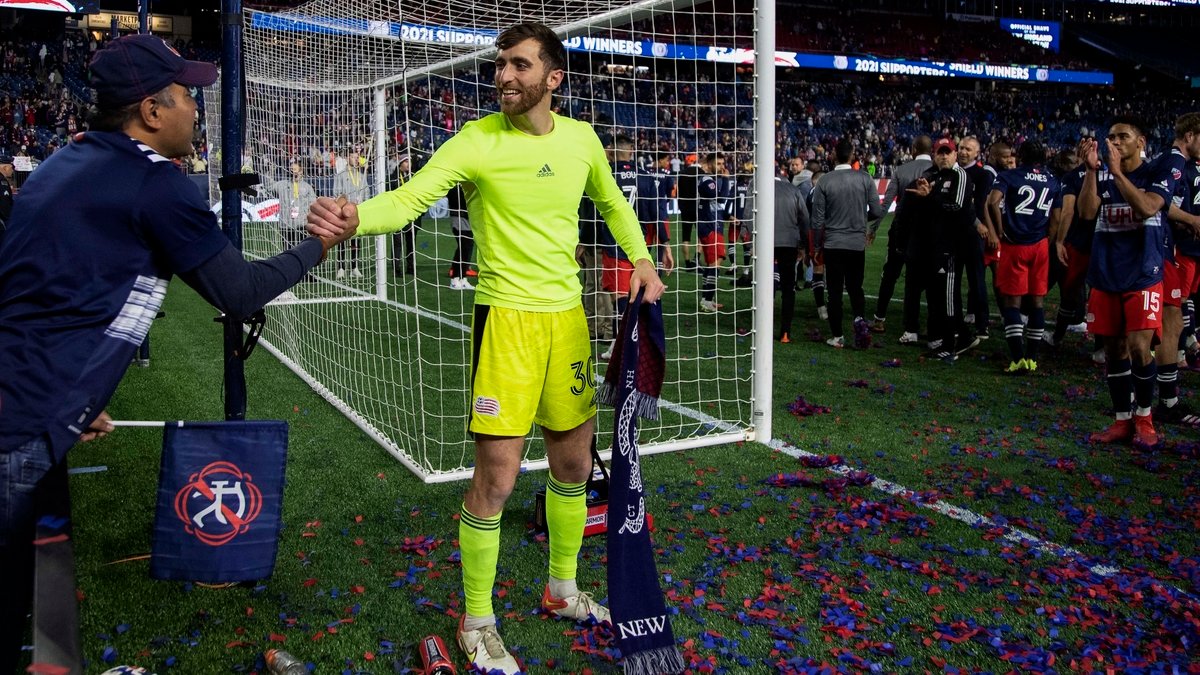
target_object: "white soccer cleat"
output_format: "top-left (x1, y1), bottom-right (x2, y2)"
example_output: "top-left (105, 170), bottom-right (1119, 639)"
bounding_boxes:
top-left (449, 277), bottom-right (462, 290)
top-left (457, 616), bottom-right (522, 675)
top-left (817, 306), bottom-right (828, 320)
top-left (459, 277), bottom-right (474, 290)
top-left (700, 299), bottom-right (722, 312)
top-left (541, 586), bottom-right (611, 624)
top-left (350, 267), bottom-right (363, 278)
top-left (898, 331), bottom-right (919, 344)
top-left (335, 267), bottom-right (346, 280)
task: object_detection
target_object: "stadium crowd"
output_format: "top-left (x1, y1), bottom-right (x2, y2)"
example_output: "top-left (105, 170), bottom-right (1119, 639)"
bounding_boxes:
top-left (4, 19), bottom-right (1199, 451)
top-left (0, 31), bottom-right (216, 184)
top-left (776, 9), bottom-right (1090, 70)
top-left (4, 15), bottom-right (1200, 675)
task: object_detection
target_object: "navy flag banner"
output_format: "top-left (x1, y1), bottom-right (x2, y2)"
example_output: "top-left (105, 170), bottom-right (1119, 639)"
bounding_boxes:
top-left (150, 421), bottom-right (288, 582)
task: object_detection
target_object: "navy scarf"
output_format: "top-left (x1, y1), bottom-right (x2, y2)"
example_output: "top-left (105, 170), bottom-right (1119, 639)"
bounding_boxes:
top-left (596, 291), bottom-right (684, 675)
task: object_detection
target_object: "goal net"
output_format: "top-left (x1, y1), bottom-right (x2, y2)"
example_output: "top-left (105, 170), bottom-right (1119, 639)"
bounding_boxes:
top-left (209, 0), bottom-right (765, 482)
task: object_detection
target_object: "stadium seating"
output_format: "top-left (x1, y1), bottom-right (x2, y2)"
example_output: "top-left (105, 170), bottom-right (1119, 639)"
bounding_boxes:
top-left (0, 19), bottom-right (1193, 183)
top-left (0, 32), bottom-right (216, 167)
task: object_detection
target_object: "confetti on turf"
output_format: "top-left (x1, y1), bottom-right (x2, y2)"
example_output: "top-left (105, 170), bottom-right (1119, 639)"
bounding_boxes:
top-left (92, 353), bottom-right (1200, 675)
top-left (787, 396), bottom-right (831, 417)
top-left (853, 318), bottom-right (872, 349)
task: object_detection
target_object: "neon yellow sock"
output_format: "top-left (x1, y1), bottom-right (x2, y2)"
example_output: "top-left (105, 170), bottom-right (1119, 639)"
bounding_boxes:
top-left (545, 474), bottom-right (587, 582)
top-left (458, 503), bottom-right (501, 618)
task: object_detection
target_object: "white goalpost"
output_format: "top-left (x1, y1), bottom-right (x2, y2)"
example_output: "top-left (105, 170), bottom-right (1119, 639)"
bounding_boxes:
top-left (206, 0), bottom-right (775, 482)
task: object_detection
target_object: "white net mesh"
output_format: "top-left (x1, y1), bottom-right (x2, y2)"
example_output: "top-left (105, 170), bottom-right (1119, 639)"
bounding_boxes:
top-left (211, 0), bottom-right (762, 481)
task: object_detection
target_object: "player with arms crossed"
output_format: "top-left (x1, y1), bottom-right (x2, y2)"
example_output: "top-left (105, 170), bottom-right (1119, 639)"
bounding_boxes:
top-left (696, 152), bottom-right (728, 311)
top-left (307, 23), bottom-right (664, 675)
top-left (1151, 113), bottom-right (1200, 426)
top-left (988, 141), bottom-right (1062, 373)
top-left (596, 134), bottom-right (671, 359)
top-left (1046, 142), bottom-right (1097, 352)
top-left (641, 150), bottom-right (676, 272)
top-left (1079, 117), bottom-right (1177, 447)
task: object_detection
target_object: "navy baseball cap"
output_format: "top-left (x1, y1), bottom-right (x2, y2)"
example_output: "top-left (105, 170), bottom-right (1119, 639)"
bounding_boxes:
top-left (90, 34), bottom-right (218, 108)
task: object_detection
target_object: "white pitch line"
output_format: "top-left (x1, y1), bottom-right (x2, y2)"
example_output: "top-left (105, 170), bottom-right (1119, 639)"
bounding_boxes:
top-left (646, 394), bottom-right (1196, 602)
top-left (764, 437), bottom-right (1200, 604)
top-left (259, 278), bottom-right (1193, 602)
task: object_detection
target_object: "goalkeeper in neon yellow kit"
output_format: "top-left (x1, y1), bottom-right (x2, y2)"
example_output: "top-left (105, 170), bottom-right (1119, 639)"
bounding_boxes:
top-left (307, 21), bottom-right (667, 675)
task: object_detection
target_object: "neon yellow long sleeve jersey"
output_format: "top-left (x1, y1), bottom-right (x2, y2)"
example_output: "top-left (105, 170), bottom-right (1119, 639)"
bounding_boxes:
top-left (356, 112), bottom-right (652, 312)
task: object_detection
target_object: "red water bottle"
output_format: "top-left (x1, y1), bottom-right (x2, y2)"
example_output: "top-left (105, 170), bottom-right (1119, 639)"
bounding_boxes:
top-left (417, 634), bottom-right (457, 675)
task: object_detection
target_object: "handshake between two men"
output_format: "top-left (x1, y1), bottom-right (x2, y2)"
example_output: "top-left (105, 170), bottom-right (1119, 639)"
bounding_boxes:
top-left (308, 195), bottom-right (361, 248)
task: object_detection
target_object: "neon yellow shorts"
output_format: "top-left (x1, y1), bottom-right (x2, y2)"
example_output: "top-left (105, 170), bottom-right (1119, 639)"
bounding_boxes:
top-left (469, 304), bottom-right (597, 435)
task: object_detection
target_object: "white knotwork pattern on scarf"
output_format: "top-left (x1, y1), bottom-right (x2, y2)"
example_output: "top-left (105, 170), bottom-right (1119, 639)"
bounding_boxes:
top-left (617, 371), bottom-right (645, 535)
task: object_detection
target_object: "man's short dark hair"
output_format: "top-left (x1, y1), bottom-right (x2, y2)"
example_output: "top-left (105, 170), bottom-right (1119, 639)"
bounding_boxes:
top-left (88, 85), bottom-right (176, 132)
top-left (835, 139), bottom-right (854, 165)
top-left (912, 135), bottom-right (933, 155)
top-left (614, 134), bottom-right (634, 150)
top-left (496, 22), bottom-right (567, 72)
top-left (1176, 113), bottom-right (1200, 140)
top-left (1109, 115), bottom-right (1147, 139)
top-left (704, 152), bottom-right (725, 165)
top-left (1018, 140), bottom-right (1044, 167)
top-left (988, 141), bottom-right (1012, 166)
top-left (1051, 148), bottom-right (1079, 176)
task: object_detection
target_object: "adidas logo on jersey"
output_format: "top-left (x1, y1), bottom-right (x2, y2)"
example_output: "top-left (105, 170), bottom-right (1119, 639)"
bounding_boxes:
top-left (1147, 312), bottom-right (1158, 321)
top-left (536, 163), bottom-right (555, 178)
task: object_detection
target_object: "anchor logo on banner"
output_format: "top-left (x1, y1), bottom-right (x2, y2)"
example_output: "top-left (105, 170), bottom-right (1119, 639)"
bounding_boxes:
top-left (173, 461), bottom-right (263, 546)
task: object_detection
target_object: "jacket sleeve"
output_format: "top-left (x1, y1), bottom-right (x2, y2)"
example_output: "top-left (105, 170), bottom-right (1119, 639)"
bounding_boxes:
top-left (865, 174), bottom-right (886, 221)
top-left (811, 184), bottom-right (826, 245)
top-left (357, 130), bottom-right (476, 235)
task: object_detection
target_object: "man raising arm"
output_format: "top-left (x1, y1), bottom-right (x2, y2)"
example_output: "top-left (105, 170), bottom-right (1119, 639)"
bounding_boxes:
top-left (0, 36), bottom-right (356, 673)
top-left (309, 22), bottom-right (663, 675)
